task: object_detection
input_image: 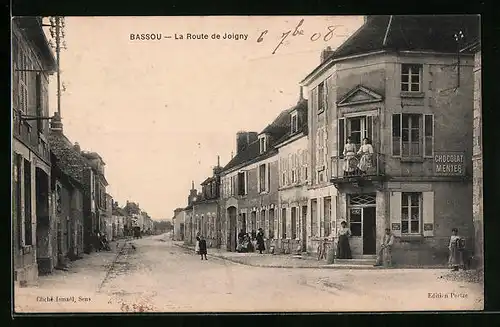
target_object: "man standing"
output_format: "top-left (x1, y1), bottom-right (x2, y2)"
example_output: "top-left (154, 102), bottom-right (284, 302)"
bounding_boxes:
top-left (374, 228), bottom-right (395, 267)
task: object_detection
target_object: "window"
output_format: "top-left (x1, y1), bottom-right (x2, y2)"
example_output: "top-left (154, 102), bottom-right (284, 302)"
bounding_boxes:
top-left (317, 81), bottom-right (326, 113)
top-left (349, 208), bottom-right (362, 237)
top-left (311, 199), bottom-right (318, 237)
top-left (290, 154), bottom-right (298, 184)
top-left (250, 211), bottom-right (257, 232)
top-left (237, 171), bottom-right (247, 196)
top-left (291, 207), bottom-right (297, 239)
top-left (401, 64), bottom-right (422, 92)
top-left (281, 158), bottom-right (287, 186)
top-left (317, 127), bottom-right (325, 166)
top-left (302, 150), bottom-right (309, 182)
top-left (258, 164), bottom-right (268, 193)
top-left (392, 114), bottom-right (434, 157)
top-left (291, 112), bottom-right (299, 133)
top-left (402, 192), bottom-right (421, 234)
top-left (281, 208), bottom-right (287, 238)
top-left (323, 197), bottom-right (331, 237)
top-left (268, 208), bottom-right (275, 239)
top-left (24, 159), bottom-right (32, 245)
top-left (259, 135), bottom-right (267, 154)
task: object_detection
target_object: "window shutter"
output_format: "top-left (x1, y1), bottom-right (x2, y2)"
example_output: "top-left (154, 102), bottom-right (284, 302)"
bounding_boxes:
top-left (257, 166), bottom-right (261, 192)
top-left (390, 192), bottom-right (402, 237)
top-left (392, 114), bottom-right (402, 156)
top-left (324, 79), bottom-right (328, 111)
top-left (423, 114), bottom-right (434, 158)
top-left (324, 126), bottom-right (328, 172)
top-left (422, 192), bottom-right (434, 237)
top-left (266, 163), bottom-right (271, 192)
top-left (372, 114), bottom-right (380, 153)
top-left (244, 171), bottom-right (248, 195)
top-left (297, 151), bottom-right (302, 182)
top-left (332, 119), bottom-right (338, 157)
top-left (338, 118), bottom-right (345, 157)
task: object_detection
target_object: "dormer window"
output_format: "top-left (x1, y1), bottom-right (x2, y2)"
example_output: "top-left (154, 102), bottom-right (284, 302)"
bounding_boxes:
top-left (291, 111), bottom-right (298, 134)
top-left (259, 134), bottom-right (268, 154)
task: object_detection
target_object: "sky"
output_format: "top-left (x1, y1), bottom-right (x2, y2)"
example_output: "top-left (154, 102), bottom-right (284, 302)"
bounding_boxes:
top-left (44, 16), bottom-right (364, 220)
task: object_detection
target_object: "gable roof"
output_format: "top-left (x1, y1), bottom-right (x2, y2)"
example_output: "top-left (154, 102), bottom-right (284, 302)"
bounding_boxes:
top-left (48, 132), bottom-right (90, 187)
top-left (301, 15), bottom-right (480, 85)
top-left (222, 104), bottom-right (298, 173)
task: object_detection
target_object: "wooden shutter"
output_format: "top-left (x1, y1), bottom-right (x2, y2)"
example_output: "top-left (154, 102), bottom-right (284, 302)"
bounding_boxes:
top-left (422, 191), bottom-right (434, 237)
top-left (390, 192), bottom-right (402, 237)
top-left (338, 118), bottom-right (345, 157)
top-left (266, 163), bottom-right (271, 192)
top-left (324, 126), bottom-right (328, 172)
top-left (257, 165), bottom-right (261, 192)
top-left (392, 114), bottom-right (402, 156)
top-left (244, 171), bottom-right (248, 195)
top-left (372, 113), bottom-right (380, 154)
top-left (423, 114), bottom-right (434, 158)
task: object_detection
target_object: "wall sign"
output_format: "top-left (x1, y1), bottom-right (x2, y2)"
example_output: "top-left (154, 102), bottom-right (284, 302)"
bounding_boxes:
top-left (424, 223), bottom-right (434, 231)
top-left (433, 152), bottom-right (466, 176)
top-left (391, 223), bottom-right (401, 231)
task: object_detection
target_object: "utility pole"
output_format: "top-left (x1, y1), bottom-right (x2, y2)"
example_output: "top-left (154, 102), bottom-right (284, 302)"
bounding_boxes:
top-left (48, 16), bottom-right (66, 117)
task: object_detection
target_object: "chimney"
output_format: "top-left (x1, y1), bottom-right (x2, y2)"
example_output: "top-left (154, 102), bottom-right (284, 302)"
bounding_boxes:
top-left (299, 86), bottom-right (304, 100)
top-left (320, 46), bottom-right (334, 63)
top-left (191, 180), bottom-right (195, 190)
top-left (217, 155), bottom-right (220, 167)
top-left (236, 131), bottom-right (258, 155)
top-left (50, 112), bottom-right (63, 133)
top-left (74, 142), bottom-right (81, 153)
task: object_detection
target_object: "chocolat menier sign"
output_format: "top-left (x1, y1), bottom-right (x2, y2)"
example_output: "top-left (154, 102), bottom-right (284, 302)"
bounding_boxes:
top-left (433, 152), bottom-right (466, 176)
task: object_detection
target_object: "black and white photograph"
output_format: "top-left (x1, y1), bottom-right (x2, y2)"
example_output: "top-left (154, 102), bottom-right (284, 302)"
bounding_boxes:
top-left (11, 15), bottom-right (483, 312)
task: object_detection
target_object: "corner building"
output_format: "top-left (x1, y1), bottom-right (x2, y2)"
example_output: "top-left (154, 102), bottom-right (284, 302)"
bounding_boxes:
top-left (301, 15), bottom-right (479, 265)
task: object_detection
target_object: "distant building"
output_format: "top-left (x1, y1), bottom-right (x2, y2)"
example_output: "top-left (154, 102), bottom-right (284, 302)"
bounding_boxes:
top-left (172, 208), bottom-right (185, 241)
top-left (12, 17), bottom-right (57, 285)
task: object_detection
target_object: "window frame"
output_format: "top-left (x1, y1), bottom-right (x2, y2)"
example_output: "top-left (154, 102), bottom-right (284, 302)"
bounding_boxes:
top-left (401, 64), bottom-right (423, 93)
top-left (291, 111), bottom-right (299, 134)
top-left (401, 192), bottom-right (422, 235)
top-left (391, 113), bottom-right (434, 158)
top-left (259, 135), bottom-right (267, 154)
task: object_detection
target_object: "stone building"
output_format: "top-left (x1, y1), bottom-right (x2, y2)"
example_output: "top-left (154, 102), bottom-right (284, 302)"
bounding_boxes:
top-left (462, 37), bottom-right (482, 268)
top-left (48, 124), bottom-right (87, 269)
top-left (300, 15), bottom-right (479, 265)
top-left (275, 92), bottom-right (309, 254)
top-left (172, 208), bottom-right (185, 241)
top-left (12, 17), bottom-right (57, 285)
top-left (182, 182), bottom-right (198, 245)
top-left (191, 157), bottom-right (223, 247)
top-left (81, 152), bottom-right (108, 243)
top-left (219, 110), bottom-right (291, 252)
top-left (112, 201), bottom-right (127, 239)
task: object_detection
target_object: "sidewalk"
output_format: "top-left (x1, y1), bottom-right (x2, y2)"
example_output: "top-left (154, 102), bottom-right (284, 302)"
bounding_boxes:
top-left (174, 242), bottom-right (447, 270)
top-left (14, 239), bottom-right (130, 313)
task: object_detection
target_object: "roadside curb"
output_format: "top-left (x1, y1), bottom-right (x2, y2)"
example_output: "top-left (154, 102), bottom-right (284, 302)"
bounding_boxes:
top-left (173, 243), bottom-right (448, 270)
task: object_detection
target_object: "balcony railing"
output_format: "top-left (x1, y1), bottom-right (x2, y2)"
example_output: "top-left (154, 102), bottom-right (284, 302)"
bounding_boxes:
top-left (331, 153), bottom-right (385, 183)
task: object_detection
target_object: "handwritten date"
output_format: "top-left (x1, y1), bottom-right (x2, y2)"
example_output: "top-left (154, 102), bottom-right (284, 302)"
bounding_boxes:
top-left (257, 19), bottom-right (342, 54)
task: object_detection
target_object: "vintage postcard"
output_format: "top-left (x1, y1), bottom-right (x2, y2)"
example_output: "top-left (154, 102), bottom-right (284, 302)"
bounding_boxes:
top-left (12, 15), bottom-right (483, 313)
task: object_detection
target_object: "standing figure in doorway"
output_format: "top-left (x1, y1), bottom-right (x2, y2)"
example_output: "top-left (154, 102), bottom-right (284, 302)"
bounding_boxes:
top-left (336, 221), bottom-right (352, 259)
top-left (343, 137), bottom-right (358, 176)
top-left (256, 228), bottom-right (266, 254)
top-left (357, 137), bottom-right (374, 174)
top-left (448, 228), bottom-right (465, 271)
top-left (374, 228), bottom-right (395, 267)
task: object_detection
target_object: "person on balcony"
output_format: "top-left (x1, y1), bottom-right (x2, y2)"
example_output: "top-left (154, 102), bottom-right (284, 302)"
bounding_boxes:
top-left (357, 137), bottom-right (374, 174)
top-left (343, 137), bottom-right (358, 176)
top-left (336, 221), bottom-right (352, 259)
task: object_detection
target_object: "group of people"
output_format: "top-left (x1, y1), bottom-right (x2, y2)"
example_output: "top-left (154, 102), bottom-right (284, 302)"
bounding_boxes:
top-left (334, 221), bottom-right (468, 270)
top-left (343, 137), bottom-right (374, 176)
top-left (237, 228), bottom-right (266, 254)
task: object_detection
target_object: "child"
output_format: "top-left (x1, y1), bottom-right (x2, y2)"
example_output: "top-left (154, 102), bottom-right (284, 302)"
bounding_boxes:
top-left (195, 236), bottom-right (200, 254)
top-left (199, 236), bottom-right (208, 260)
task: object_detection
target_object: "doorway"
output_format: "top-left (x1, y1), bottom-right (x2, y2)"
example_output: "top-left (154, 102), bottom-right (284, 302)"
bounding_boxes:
top-left (301, 206), bottom-right (307, 252)
top-left (228, 206), bottom-right (237, 252)
top-left (362, 207), bottom-right (376, 255)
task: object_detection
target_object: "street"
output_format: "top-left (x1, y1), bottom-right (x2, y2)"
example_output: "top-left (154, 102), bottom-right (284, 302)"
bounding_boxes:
top-left (14, 233), bottom-right (483, 313)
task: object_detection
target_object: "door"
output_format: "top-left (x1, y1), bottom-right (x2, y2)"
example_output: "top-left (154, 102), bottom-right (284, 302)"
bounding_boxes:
top-left (362, 207), bottom-right (376, 255)
top-left (228, 207), bottom-right (237, 251)
top-left (347, 117), bottom-right (363, 148)
top-left (301, 206), bottom-right (307, 252)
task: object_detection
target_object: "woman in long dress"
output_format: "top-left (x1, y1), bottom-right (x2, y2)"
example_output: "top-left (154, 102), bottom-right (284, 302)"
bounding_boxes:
top-left (449, 228), bottom-right (464, 271)
top-left (343, 137), bottom-right (357, 176)
top-left (256, 228), bottom-right (266, 254)
top-left (357, 137), bottom-right (374, 174)
top-left (336, 221), bottom-right (352, 259)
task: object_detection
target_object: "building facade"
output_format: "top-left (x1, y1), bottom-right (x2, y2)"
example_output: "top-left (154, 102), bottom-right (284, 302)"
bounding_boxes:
top-left (462, 38), bottom-right (482, 268)
top-left (49, 128), bottom-right (87, 269)
top-left (172, 208), bottom-right (185, 241)
top-left (219, 109), bottom-right (292, 252)
top-left (12, 17), bottom-right (57, 284)
top-left (301, 15), bottom-right (479, 265)
top-left (275, 95), bottom-right (309, 254)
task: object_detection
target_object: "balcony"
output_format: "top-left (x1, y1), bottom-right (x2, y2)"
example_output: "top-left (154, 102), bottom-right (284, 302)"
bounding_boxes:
top-left (330, 153), bottom-right (386, 188)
